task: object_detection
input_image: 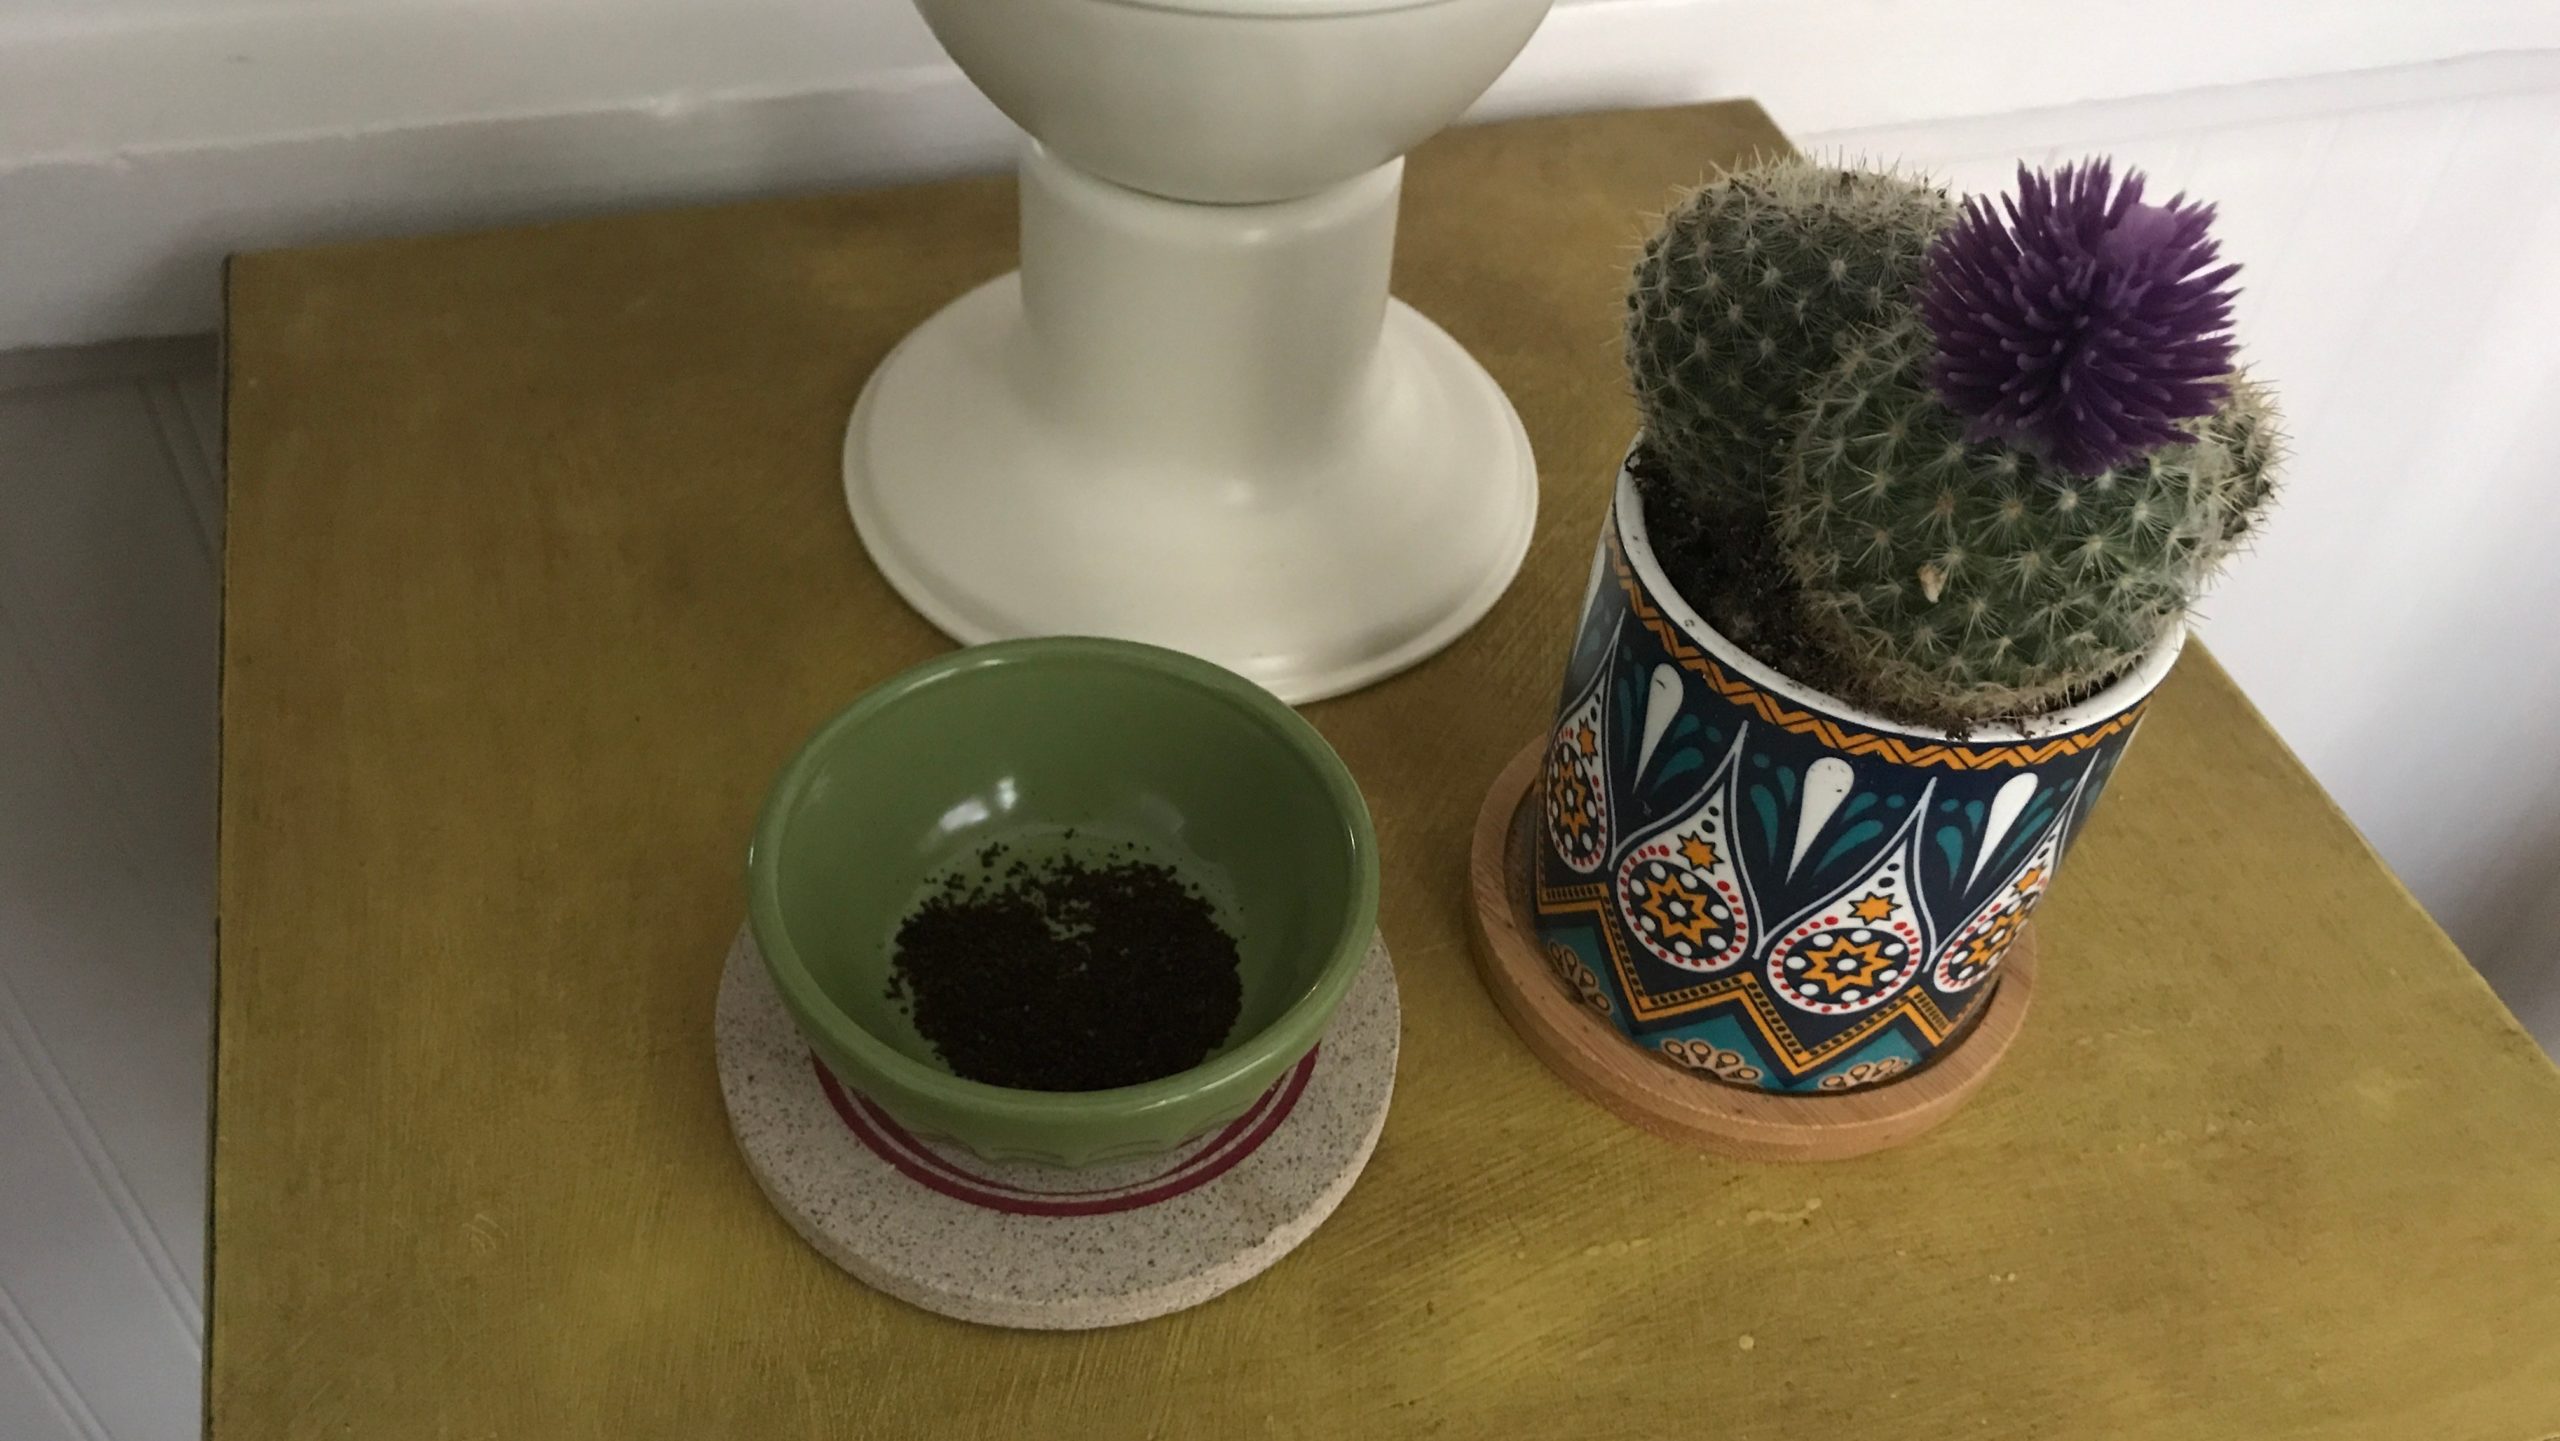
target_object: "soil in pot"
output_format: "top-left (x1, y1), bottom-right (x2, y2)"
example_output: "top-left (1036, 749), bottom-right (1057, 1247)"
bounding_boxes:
top-left (886, 836), bottom-right (1244, 1091)
top-left (1629, 446), bottom-right (1862, 703)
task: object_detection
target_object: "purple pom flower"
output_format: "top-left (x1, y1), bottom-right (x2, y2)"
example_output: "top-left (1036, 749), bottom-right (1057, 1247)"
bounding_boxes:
top-left (1921, 159), bottom-right (2239, 476)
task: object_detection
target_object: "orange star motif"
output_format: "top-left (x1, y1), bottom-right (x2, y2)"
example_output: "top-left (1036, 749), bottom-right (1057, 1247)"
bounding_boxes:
top-left (1634, 874), bottom-right (1721, 951)
top-left (1576, 724), bottom-right (1598, 757)
top-left (1549, 770), bottom-right (1596, 845)
top-left (1849, 893), bottom-right (1895, 923)
top-left (1679, 836), bottom-right (1720, 870)
top-left (2013, 866), bottom-right (2046, 895)
top-left (1797, 934), bottom-right (1899, 997)
top-left (1959, 911), bottom-right (2025, 972)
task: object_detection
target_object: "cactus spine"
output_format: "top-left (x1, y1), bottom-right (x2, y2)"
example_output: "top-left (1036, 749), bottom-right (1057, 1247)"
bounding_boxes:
top-left (1774, 315), bottom-right (2281, 724)
top-left (1625, 157), bottom-right (1957, 538)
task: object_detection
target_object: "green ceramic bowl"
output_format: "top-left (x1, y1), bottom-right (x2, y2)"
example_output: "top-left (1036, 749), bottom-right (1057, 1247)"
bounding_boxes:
top-left (747, 638), bottom-right (1379, 1168)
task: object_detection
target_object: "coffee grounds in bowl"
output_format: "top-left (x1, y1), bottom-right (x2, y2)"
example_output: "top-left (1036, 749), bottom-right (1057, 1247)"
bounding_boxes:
top-left (887, 846), bottom-right (1244, 1091)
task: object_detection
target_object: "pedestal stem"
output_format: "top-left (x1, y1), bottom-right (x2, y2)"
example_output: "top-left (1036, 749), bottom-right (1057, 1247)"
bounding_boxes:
top-left (1017, 143), bottom-right (1400, 474)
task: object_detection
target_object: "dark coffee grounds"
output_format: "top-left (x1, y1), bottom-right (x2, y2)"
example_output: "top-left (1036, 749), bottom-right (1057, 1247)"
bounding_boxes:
top-left (887, 844), bottom-right (1244, 1091)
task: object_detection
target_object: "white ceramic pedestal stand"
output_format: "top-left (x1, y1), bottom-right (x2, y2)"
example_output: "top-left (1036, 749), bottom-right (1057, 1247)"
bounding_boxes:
top-left (844, 0), bottom-right (1554, 702)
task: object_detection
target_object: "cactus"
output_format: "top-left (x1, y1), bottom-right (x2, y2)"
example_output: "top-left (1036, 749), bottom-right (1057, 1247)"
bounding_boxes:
top-left (1774, 313), bottom-right (2281, 726)
top-left (1625, 157), bottom-right (1957, 537)
top-left (1619, 154), bottom-right (2281, 729)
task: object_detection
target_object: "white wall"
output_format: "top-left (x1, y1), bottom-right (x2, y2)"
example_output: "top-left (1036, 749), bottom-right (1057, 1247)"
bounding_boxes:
top-left (0, 0), bottom-right (1729, 346)
top-left (6, 4), bottom-right (2560, 1439)
top-left (0, 0), bottom-right (243, 31)
top-left (1, 364), bottom-right (219, 1441)
top-left (5, 0), bottom-right (2556, 348)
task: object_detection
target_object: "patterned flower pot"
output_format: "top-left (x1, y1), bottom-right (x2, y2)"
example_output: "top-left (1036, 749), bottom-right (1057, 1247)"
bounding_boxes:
top-left (1532, 458), bottom-right (2181, 1093)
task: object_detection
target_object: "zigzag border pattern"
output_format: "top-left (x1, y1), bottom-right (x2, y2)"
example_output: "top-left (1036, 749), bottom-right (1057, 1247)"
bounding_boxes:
top-left (1538, 860), bottom-right (1959, 1077)
top-left (1605, 530), bottom-right (2147, 772)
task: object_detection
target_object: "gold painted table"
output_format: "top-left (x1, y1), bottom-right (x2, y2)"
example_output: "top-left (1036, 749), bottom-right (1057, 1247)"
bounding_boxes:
top-left (216, 102), bottom-right (2560, 1439)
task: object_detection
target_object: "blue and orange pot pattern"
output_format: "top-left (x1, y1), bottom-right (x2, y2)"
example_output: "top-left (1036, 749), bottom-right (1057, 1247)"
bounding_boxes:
top-left (1532, 461), bottom-right (2181, 1093)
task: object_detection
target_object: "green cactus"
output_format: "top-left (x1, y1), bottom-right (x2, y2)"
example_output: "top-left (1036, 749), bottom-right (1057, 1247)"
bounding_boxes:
top-left (1771, 315), bottom-right (2280, 727)
top-left (1625, 156), bottom-right (1957, 538)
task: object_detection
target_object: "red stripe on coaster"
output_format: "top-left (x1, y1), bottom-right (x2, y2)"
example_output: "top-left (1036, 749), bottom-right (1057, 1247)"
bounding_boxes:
top-left (811, 1054), bottom-right (1316, 1217)
top-left (840, 1070), bottom-right (1287, 1203)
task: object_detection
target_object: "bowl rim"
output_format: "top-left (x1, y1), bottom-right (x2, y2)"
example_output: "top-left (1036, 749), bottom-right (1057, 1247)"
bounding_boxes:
top-left (746, 635), bottom-right (1381, 1124)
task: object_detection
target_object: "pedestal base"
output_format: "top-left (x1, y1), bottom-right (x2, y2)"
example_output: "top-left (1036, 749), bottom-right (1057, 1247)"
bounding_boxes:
top-left (717, 925), bottom-right (1401, 1329)
top-left (843, 273), bottom-right (1538, 703)
top-left (1467, 741), bottom-right (2035, 1161)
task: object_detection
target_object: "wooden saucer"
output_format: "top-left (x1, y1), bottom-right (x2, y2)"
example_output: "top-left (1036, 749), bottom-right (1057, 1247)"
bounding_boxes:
top-left (1468, 741), bottom-right (2035, 1161)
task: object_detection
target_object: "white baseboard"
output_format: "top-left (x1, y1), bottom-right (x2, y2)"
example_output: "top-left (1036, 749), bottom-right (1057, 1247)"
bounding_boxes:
top-left (2, 0), bottom-right (2554, 349)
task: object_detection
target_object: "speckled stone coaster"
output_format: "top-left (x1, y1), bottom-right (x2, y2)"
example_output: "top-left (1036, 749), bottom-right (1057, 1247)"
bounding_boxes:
top-left (716, 926), bottom-right (1399, 1330)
